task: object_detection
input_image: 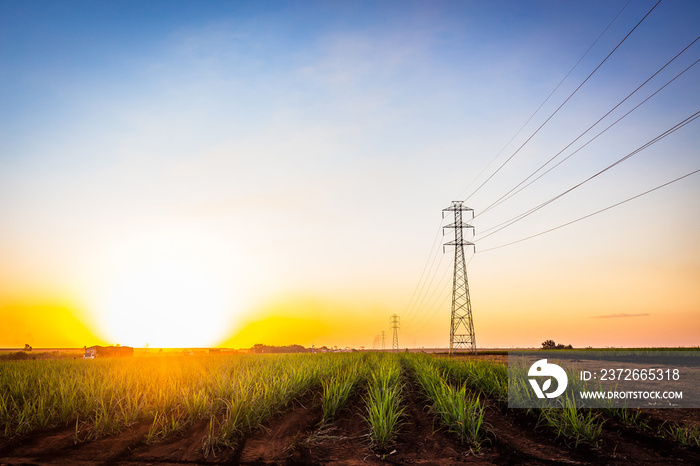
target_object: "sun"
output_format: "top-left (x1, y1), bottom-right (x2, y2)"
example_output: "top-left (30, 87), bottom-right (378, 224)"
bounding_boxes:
top-left (90, 226), bottom-right (241, 348)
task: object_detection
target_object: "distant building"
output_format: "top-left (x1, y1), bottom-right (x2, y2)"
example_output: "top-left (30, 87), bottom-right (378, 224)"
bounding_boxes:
top-left (84, 346), bottom-right (133, 358)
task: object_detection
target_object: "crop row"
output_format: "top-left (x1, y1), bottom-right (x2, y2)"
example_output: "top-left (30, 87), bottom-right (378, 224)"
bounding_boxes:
top-left (364, 354), bottom-right (403, 448)
top-left (0, 353), bottom-right (362, 443)
top-left (1, 353), bottom-right (696, 454)
top-left (0, 352), bottom-right (407, 453)
top-left (433, 355), bottom-right (604, 447)
top-left (405, 354), bottom-right (486, 448)
top-left (432, 356), bottom-right (700, 450)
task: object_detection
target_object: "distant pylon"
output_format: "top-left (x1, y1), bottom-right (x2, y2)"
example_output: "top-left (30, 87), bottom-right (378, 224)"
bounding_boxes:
top-left (443, 201), bottom-right (477, 354)
top-left (390, 314), bottom-right (400, 352)
top-left (381, 331), bottom-right (386, 350)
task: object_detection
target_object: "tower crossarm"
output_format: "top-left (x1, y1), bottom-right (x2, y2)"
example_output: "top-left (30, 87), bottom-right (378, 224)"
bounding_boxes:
top-left (443, 222), bottom-right (475, 230)
top-left (444, 240), bottom-right (475, 246)
top-left (442, 205), bottom-right (474, 213)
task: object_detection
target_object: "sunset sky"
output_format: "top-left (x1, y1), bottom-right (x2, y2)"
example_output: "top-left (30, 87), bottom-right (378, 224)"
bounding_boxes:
top-left (1, 0), bottom-right (698, 349)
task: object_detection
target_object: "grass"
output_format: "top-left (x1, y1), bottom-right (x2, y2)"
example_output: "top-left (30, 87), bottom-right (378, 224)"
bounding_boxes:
top-left (603, 406), bottom-right (649, 430)
top-left (202, 354), bottom-right (339, 454)
top-left (433, 356), bottom-right (508, 400)
top-left (0, 353), bottom-right (344, 450)
top-left (427, 354), bottom-right (608, 449)
top-left (147, 410), bottom-right (182, 444)
top-left (539, 396), bottom-right (604, 448)
top-left (363, 354), bottom-right (404, 449)
top-left (406, 354), bottom-right (486, 449)
top-left (321, 356), bottom-right (366, 423)
top-left (507, 359), bottom-right (605, 448)
top-left (2, 351), bottom-right (693, 455)
top-left (659, 423), bottom-right (700, 447)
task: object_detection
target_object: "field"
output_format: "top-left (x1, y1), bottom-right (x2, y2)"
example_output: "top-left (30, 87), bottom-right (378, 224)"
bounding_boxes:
top-left (1, 352), bottom-right (699, 465)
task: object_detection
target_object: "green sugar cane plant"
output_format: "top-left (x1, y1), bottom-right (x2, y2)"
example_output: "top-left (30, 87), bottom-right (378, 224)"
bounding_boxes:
top-left (406, 355), bottom-right (486, 450)
top-left (364, 354), bottom-right (404, 449)
top-left (434, 357), bottom-right (508, 401)
top-left (203, 353), bottom-right (342, 455)
top-left (507, 357), bottom-right (604, 449)
top-left (10, 355), bottom-right (229, 439)
top-left (321, 357), bottom-right (366, 423)
top-left (659, 423), bottom-right (700, 447)
top-left (539, 395), bottom-right (603, 448)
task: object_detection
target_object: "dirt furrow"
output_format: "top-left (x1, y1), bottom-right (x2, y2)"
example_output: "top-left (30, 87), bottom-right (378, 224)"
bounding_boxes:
top-left (235, 393), bottom-right (322, 464)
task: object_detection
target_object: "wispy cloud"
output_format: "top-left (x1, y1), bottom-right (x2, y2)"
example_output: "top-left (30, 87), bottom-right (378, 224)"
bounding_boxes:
top-left (591, 313), bottom-right (651, 319)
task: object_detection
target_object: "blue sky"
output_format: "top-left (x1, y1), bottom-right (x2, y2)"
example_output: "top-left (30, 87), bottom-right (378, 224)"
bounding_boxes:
top-left (1, 1), bottom-right (698, 348)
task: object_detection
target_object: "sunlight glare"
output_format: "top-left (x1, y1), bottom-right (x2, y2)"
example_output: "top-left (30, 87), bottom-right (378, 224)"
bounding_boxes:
top-left (92, 226), bottom-right (241, 347)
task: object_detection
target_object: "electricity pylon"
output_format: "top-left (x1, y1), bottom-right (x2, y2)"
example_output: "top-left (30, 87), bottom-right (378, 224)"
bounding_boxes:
top-left (390, 314), bottom-right (400, 352)
top-left (381, 331), bottom-right (386, 350)
top-left (443, 201), bottom-right (477, 354)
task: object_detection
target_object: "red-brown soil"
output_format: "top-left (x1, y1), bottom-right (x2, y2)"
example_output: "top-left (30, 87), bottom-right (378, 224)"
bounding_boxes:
top-left (1, 385), bottom-right (699, 464)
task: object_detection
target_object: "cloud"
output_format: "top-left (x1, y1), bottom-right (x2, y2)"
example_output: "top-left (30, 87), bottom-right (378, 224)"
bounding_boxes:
top-left (590, 313), bottom-right (650, 319)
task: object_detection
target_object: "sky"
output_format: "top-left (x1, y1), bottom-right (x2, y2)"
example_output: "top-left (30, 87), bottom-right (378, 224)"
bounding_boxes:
top-left (1, 0), bottom-right (698, 349)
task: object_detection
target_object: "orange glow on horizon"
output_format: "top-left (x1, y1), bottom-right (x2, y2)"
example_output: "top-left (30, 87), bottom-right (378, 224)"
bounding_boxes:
top-left (219, 296), bottom-right (394, 349)
top-left (0, 298), bottom-right (103, 348)
top-left (1, 246), bottom-right (697, 349)
top-left (1, 290), bottom-right (697, 350)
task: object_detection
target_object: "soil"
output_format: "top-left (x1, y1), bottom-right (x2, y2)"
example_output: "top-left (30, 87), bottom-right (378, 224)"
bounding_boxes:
top-left (1, 376), bottom-right (699, 464)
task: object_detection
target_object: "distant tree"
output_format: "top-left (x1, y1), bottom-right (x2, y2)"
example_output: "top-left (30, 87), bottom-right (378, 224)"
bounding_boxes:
top-left (24, 343), bottom-right (32, 351)
top-left (249, 344), bottom-right (313, 354)
top-left (542, 340), bottom-right (573, 350)
top-left (541, 339), bottom-right (557, 349)
top-left (287, 344), bottom-right (306, 353)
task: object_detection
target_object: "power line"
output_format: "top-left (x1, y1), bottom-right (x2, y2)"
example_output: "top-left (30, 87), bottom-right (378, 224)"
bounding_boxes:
top-left (475, 109), bottom-right (700, 242)
top-left (453, 0), bottom-right (632, 201)
top-left (408, 252), bottom-right (447, 323)
top-left (463, 0), bottom-right (663, 202)
top-left (477, 57), bottom-right (700, 223)
top-left (405, 207), bottom-right (472, 327)
top-left (404, 239), bottom-right (447, 324)
top-left (411, 253), bottom-right (476, 334)
top-left (402, 220), bottom-right (444, 324)
top-left (477, 168), bottom-right (700, 253)
top-left (404, 254), bottom-right (453, 329)
top-left (477, 37), bottom-right (700, 219)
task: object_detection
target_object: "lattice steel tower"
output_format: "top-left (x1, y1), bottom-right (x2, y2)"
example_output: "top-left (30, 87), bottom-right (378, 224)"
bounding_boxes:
top-left (390, 314), bottom-right (400, 352)
top-left (443, 201), bottom-right (477, 354)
